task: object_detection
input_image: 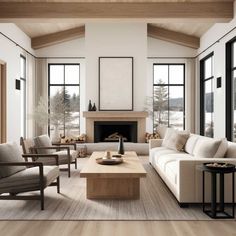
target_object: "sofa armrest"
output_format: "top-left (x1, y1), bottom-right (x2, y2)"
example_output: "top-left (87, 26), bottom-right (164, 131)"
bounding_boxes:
top-left (149, 139), bottom-right (163, 149)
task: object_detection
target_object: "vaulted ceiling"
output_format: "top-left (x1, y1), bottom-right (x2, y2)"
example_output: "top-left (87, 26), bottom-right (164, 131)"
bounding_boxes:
top-left (0, 0), bottom-right (234, 49)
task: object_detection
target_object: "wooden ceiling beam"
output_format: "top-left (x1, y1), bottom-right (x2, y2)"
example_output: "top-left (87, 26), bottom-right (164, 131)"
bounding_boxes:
top-left (147, 24), bottom-right (200, 49)
top-left (0, 2), bottom-right (233, 21)
top-left (31, 26), bottom-right (85, 49)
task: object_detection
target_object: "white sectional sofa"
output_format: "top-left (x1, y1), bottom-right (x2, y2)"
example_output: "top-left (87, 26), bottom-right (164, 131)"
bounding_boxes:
top-left (149, 130), bottom-right (236, 206)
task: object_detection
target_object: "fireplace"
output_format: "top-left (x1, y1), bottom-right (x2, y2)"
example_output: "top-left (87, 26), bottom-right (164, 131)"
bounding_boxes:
top-left (94, 121), bottom-right (137, 143)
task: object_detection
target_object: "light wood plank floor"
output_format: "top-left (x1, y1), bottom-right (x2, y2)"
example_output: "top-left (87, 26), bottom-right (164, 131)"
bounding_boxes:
top-left (0, 221), bottom-right (235, 236)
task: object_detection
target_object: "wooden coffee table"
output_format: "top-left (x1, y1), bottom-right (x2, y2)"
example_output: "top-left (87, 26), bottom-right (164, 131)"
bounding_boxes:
top-left (80, 151), bottom-right (147, 200)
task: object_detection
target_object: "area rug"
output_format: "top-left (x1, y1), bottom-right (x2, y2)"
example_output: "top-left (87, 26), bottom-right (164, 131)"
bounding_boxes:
top-left (0, 156), bottom-right (217, 220)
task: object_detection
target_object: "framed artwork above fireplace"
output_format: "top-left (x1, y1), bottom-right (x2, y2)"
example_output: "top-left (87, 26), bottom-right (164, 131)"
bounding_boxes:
top-left (98, 57), bottom-right (133, 111)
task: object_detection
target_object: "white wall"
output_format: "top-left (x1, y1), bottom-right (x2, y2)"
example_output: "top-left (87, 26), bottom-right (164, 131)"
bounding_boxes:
top-left (196, 2), bottom-right (236, 138)
top-left (0, 23), bottom-right (35, 143)
top-left (85, 23), bottom-right (147, 111)
top-left (35, 38), bottom-right (85, 58)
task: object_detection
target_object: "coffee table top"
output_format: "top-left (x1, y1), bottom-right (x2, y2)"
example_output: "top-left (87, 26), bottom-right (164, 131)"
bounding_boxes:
top-left (80, 151), bottom-right (147, 178)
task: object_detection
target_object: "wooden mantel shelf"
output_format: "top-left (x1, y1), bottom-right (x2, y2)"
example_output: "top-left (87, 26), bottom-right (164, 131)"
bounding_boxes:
top-left (83, 111), bottom-right (148, 118)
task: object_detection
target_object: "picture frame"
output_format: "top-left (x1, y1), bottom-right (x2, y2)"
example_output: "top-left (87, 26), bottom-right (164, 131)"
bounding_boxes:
top-left (98, 57), bottom-right (133, 111)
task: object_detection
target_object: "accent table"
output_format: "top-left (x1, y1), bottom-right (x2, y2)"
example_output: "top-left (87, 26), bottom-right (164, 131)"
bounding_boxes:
top-left (197, 163), bottom-right (235, 219)
top-left (80, 151), bottom-right (147, 199)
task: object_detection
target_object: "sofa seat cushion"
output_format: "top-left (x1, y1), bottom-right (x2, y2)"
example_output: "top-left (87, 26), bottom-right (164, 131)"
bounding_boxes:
top-left (0, 142), bottom-right (26, 178)
top-left (0, 166), bottom-right (59, 194)
top-left (165, 161), bottom-right (178, 185)
top-left (150, 147), bottom-right (176, 164)
top-left (155, 153), bottom-right (192, 171)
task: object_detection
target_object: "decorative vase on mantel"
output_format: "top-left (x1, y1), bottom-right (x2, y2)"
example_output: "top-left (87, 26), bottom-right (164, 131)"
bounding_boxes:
top-left (88, 100), bottom-right (93, 111)
top-left (118, 136), bottom-right (125, 155)
top-left (92, 103), bottom-right (97, 111)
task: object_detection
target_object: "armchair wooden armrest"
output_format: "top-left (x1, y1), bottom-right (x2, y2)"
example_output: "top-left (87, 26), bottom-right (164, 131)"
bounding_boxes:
top-left (52, 143), bottom-right (76, 150)
top-left (22, 154), bottom-right (59, 166)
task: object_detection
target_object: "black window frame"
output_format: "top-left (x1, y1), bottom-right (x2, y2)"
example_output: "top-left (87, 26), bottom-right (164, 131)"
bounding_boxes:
top-left (226, 37), bottom-right (236, 141)
top-left (153, 63), bottom-right (185, 131)
top-left (20, 54), bottom-right (26, 138)
top-left (200, 52), bottom-right (214, 137)
top-left (48, 63), bottom-right (80, 136)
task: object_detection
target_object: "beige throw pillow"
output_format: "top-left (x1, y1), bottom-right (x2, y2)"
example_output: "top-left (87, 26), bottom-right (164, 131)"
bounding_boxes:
top-left (213, 138), bottom-right (228, 158)
top-left (193, 139), bottom-right (222, 158)
top-left (162, 129), bottom-right (190, 152)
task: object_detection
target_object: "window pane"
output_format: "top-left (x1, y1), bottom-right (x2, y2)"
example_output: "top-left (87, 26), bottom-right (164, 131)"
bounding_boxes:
top-left (153, 85), bottom-right (168, 130)
top-left (154, 65), bottom-right (168, 84)
top-left (233, 70), bottom-right (236, 141)
top-left (204, 57), bottom-right (212, 79)
top-left (20, 57), bottom-right (26, 78)
top-left (49, 86), bottom-right (65, 138)
top-left (50, 65), bottom-right (64, 84)
top-left (233, 42), bottom-right (236, 68)
top-left (169, 86), bottom-right (184, 130)
top-left (65, 65), bottom-right (80, 84)
top-left (204, 79), bottom-right (214, 137)
top-left (65, 86), bottom-right (80, 136)
top-left (169, 65), bottom-right (184, 84)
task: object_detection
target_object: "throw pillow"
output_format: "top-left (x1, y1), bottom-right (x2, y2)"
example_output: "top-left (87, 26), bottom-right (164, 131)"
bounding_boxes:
top-left (193, 139), bottom-right (222, 158)
top-left (163, 130), bottom-right (190, 151)
top-left (162, 128), bottom-right (175, 147)
top-left (185, 134), bottom-right (200, 155)
top-left (156, 125), bottom-right (167, 139)
top-left (213, 138), bottom-right (228, 158)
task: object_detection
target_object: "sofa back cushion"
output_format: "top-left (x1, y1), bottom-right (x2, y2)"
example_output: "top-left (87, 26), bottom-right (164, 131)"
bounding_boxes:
top-left (225, 142), bottom-right (236, 158)
top-left (193, 138), bottom-right (222, 158)
top-left (214, 138), bottom-right (228, 158)
top-left (162, 128), bottom-right (175, 147)
top-left (34, 135), bottom-right (53, 154)
top-left (185, 134), bottom-right (200, 155)
top-left (0, 142), bottom-right (26, 178)
top-left (156, 125), bottom-right (167, 139)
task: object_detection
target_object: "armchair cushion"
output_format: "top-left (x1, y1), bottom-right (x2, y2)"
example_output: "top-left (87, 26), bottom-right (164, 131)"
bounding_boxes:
top-left (0, 143), bottom-right (26, 178)
top-left (34, 135), bottom-right (54, 154)
top-left (0, 166), bottom-right (59, 194)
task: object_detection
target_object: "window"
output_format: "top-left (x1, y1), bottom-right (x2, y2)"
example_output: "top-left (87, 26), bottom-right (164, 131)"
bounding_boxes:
top-left (226, 38), bottom-right (236, 141)
top-left (200, 53), bottom-right (214, 137)
top-left (153, 64), bottom-right (185, 131)
top-left (48, 64), bottom-right (80, 138)
top-left (20, 55), bottom-right (26, 138)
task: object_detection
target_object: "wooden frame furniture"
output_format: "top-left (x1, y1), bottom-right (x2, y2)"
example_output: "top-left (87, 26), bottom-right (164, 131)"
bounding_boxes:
top-left (80, 151), bottom-right (147, 199)
top-left (21, 135), bottom-right (78, 177)
top-left (0, 143), bottom-right (60, 210)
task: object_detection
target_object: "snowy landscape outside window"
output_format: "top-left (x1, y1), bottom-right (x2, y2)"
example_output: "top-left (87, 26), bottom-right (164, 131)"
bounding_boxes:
top-left (153, 64), bottom-right (185, 131)
top-left (48, 64), bottom-right (80, 138)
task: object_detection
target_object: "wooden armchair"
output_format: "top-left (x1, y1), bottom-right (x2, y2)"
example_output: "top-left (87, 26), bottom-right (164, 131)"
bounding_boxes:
top-left (0, 142), bottom-right (60, 210)
top-left (20, 135), bottom-right (78, 177)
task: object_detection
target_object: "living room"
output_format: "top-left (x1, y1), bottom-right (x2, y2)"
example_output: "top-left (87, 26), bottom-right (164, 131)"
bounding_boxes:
top-left (0, 1), bottom-right (236, 235)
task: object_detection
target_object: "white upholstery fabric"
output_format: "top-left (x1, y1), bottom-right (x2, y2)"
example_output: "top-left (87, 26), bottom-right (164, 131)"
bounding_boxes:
top-left (34, 135), bottom-right (54, 154)
top-left (225, 142), bottom-right (236, 158)
top-left (156, 125), bottom-right (167, 139)
top-left (162, 128), bottom-right (175, 147)
top-left (193, 138), bottom-right (221, 158)
top-left (185, 134), bottom-right (199, 154)
top-left (214, 138), bottom-right (228, 158)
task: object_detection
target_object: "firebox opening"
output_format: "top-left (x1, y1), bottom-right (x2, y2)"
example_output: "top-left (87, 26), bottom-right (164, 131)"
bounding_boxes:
top-left (94, 121), bottom-right (137, 143)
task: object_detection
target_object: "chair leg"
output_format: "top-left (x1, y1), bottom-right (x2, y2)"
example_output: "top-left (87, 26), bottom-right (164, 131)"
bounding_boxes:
top-left (68, 163), bottom-right (71, 178)
top-left (57, 176), bottom-right (60, 193)
top-left (75, 158), bottom-right (77, 169)
top-left (40, 188), bottom-right (44, 210)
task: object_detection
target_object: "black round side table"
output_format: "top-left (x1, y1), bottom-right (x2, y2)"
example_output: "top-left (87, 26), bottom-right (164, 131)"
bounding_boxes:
top-left (197, 163), bottom-right (235, 219)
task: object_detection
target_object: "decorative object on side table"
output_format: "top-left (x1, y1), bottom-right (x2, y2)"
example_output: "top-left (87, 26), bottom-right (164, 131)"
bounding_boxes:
top-left (197, 162), bottom-right (235, 219)
top-left (118, 136), bottom-right (125, 155)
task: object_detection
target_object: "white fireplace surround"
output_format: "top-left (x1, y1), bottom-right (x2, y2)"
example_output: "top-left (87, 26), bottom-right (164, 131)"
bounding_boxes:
top-left (83, 111), bottom-right (148, 143)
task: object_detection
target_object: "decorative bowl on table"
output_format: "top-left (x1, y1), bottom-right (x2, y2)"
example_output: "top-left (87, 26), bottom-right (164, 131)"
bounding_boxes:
top-left (204, 162), bottom-right (235, 171)
top-left (96, 157), bottom-right (124, 165)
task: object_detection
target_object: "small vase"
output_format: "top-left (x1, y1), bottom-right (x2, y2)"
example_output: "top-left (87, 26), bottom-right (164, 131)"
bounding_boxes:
top-left (92, 103), bottom-right (97, 111)
top-left (88, 100), bottom-right (93, 111)
top-left (118, 136), bottom-right (125, 155)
